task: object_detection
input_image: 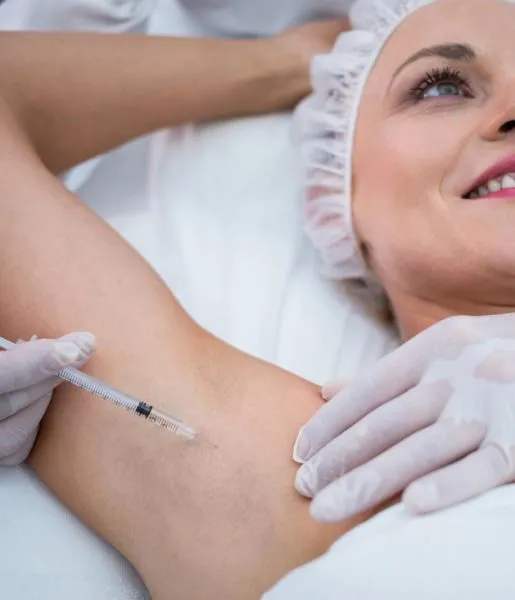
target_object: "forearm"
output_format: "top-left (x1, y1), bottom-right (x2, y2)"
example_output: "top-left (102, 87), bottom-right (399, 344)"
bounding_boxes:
top-left (0, 31), bottom-right (304, 173)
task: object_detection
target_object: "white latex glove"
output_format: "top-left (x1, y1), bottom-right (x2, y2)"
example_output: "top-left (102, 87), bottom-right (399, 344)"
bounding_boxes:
top-left (293, 314), bottom-right (515, 522)
top-left (0, 332), bottom-right (95, 465)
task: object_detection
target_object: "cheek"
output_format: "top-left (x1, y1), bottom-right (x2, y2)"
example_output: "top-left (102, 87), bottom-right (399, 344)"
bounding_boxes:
top-left (352, 115), bottom-right (465, 289)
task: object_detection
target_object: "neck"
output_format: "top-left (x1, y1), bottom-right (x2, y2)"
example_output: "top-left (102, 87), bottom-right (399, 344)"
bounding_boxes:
top-left (390, 289), bottom-right (515, 341)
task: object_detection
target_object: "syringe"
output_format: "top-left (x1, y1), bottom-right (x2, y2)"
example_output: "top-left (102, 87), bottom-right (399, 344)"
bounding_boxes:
top-left (0, 336), bottom-right (197, 440)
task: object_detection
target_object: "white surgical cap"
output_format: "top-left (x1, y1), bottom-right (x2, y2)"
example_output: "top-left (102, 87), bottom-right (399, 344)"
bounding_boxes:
top-left (295, 0), bottom-right (436, 292)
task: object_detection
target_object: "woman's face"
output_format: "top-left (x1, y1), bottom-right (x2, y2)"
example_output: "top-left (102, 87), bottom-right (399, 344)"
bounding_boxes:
top-left (353, 0), bottom-right (515, 327)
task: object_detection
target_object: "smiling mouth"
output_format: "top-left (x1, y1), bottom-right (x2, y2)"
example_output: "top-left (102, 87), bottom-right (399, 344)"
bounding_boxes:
top-left (464, 172), bottom-right (515, 199)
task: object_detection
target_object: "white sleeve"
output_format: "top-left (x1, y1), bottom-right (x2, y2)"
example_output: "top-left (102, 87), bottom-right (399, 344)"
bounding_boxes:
top-left (264, 486), bottom-right (515, 600)
top-left (0, 0), bottom-right (156, 33)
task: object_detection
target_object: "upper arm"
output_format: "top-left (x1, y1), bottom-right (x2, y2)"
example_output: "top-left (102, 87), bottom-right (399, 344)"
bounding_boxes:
top-left (0, 98), bottom-right (351, 599)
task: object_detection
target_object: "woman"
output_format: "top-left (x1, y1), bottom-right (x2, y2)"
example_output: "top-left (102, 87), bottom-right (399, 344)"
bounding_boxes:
top-left (293, 0), bottom-right (515, 523)
top-left (0, 2), bottom-right (514, 599)
top-left (264, 0), bottom-right (515, 595)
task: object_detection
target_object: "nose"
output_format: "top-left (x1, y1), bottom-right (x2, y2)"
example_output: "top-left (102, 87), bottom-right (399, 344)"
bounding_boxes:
top-left (479, 87), bottom-right (515, 141)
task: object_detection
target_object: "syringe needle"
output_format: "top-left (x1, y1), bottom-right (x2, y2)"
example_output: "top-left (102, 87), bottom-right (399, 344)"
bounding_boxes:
top-left (0, 335), bottom-right (198, 439)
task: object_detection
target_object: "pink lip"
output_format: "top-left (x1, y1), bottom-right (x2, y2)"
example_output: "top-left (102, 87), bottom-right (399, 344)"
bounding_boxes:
top-left (464, 153), bottom-right (515, 199)
top-left (468, 188), bottom-right (515, 200)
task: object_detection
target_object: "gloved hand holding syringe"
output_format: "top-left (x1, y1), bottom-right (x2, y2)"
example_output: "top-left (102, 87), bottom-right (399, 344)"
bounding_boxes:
top-left (0, 335), bottom-right (197, 441)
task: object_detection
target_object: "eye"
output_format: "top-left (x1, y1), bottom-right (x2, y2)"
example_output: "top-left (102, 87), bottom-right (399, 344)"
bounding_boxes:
top-left (423, 81), bottom-right (462, 98)
top-left (409, 66), bottom-right (472, 102)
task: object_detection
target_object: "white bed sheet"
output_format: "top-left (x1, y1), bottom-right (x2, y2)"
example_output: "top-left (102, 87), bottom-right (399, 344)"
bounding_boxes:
top-left (94, 115), bottom-right (397, 382)
top-left (265, 484), bottom-right (515, 600)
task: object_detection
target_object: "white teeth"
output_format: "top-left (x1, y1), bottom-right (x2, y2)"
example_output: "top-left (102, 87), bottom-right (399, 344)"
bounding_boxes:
top-left (501, 174), bottom-right (515, 189)
top-left (488, 179), bottom-right (502, 192)
top-left (466, 172), bottom-right (515, 198)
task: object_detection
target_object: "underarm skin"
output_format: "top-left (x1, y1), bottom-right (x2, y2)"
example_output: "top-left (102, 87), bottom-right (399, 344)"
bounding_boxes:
top-left (0, 103), bottom-right (374, 599)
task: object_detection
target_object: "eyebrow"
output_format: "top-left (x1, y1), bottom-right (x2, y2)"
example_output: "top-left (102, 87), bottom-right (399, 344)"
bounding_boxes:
top-left (391, 43), bottom-right (477, 82)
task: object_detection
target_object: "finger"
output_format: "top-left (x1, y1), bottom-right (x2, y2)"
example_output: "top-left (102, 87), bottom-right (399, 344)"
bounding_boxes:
top-left (309, 420), bottom-right (486, 523)
top-left (296, 314), bottom-right (515, 464)
top-left (0, 393), bottom-right (52, 459)
top-left (58, 331), bottom-right (96, 355)
top-left (0, 428), bottom-right (38, 466)
top-left (321, 379), bottom-right (349, 401)
top-left (0, 332), bottom-right (95, 394)
top-left (294, 315), bottom-right (514, 464)
top-left (296, 381), bottom-right (448, 497)
top-left (293, 322), bottom-right (474, 463)
top-left (403, 443), bottom-right (514, 514)
top-left (0, 377), bottom-right (61, 419)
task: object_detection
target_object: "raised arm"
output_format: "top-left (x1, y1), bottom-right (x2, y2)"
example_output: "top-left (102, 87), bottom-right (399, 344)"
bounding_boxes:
top-left (0, 26), bottom-right (378, 597)
top-left (0, 21), bottom-right (346, 174)
top-left (0, 94), bottom-right (362, 598)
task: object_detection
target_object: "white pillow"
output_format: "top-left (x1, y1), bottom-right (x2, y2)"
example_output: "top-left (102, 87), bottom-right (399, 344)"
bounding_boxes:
top-left (264, 485), bottom-right (515, 600)
top-left (113, 114), bottom-right (398, 383)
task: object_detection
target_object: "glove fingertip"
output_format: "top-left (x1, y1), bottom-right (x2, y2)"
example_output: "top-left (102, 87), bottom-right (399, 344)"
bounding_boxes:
top-left (49, 332), bottom-right (96, 373)
top-left (58, 332), bottom-right (96, 356)
top-left (294, 465), bottom-right (315, 498)
top-left (292, 428), bottom-right (308, 464)
top-left (403, 481), bottom-right (441, 515)
top-left (53, 342), bottom-right (82, 367)
top-left (73, 332), bottom-right (96, 355)
top-left (321, 379), bottom-right (347, 401)
top-left (292, 425), bottom-right (312, 464)
top-left (310, 490), bottom-right (347, 523)
top-left (0, 428), bottom-right (38, 466)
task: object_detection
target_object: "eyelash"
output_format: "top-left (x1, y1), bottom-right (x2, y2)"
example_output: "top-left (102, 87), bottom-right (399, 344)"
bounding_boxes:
top-left (408, 66), bottom-right (472, 101)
